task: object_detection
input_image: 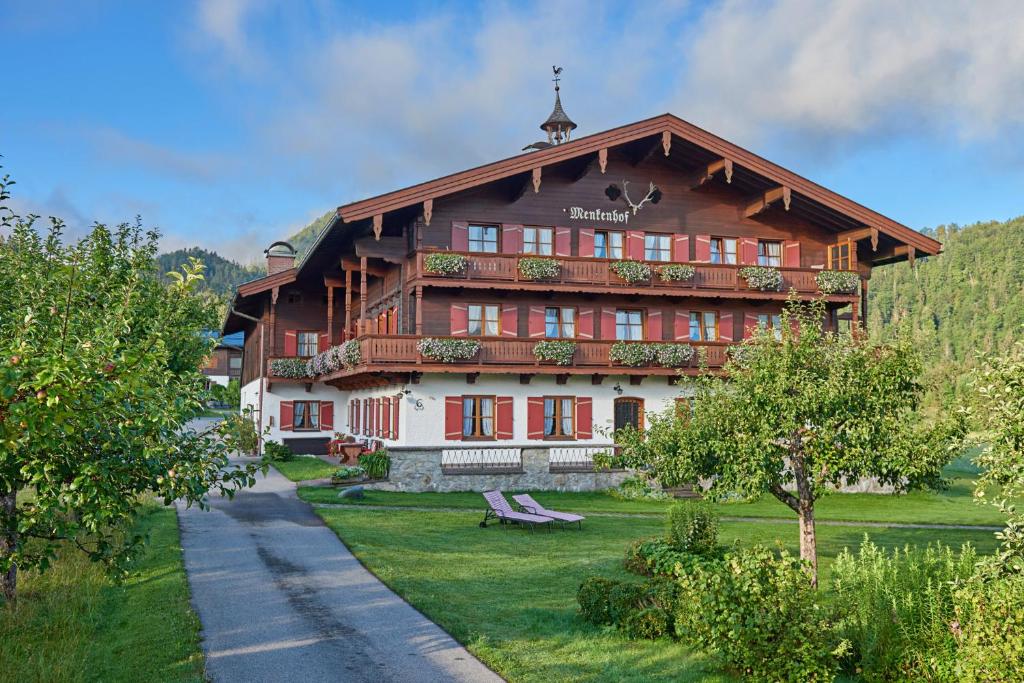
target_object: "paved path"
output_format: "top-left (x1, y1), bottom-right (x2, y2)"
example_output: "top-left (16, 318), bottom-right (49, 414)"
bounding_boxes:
top-left (309, 501), bottom-right (1002, 531)
top-left (176, 462), bottom-right (502, 683)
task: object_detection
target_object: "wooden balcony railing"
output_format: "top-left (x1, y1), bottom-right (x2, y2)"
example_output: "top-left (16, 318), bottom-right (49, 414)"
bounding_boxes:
top-left (410, 251), bottom-right (855, 295)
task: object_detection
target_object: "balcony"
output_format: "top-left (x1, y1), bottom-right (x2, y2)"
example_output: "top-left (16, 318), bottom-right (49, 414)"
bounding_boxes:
top-left (408, 251), bottom-right (859, 300)
top-left (269, 335), bottom-right (732, 385)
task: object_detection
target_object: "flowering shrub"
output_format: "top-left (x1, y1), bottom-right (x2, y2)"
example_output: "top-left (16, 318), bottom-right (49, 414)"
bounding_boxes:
top-left (518, 257), bottom-right (561, 280)
top-left (331, 465), bottom-right (366, 481)
top-left (739, 265), bottom-right (783, 291)
top-left (610, 341), bottom-right (657, 366)
top-left (304, 339), bottom-right (362, 376)
top-left (816, 270), bottom-right (859, 295)
top-left (611, 260), bottom-right (652, 284)
top-left (654, 343), bottom-right (695, 368)
top-left (341, 339), bottom-right (361, 367)
top-left (424, 252), bottom-right (467, 276)
top-left (533, 340), bottom-right (576, 365)
top-left (270, 357), bottom-right (310, 378)
top-left (655, 263), bottom-right (696, 282)
top-left (417, 337), bottom-right (481, 362)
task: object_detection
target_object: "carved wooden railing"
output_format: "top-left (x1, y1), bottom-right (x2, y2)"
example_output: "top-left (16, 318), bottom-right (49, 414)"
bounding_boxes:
top-left (409, 250), bottom-right (852, 295)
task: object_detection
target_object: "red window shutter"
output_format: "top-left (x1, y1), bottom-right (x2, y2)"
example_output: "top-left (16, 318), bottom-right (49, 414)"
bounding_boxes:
top-left (382, 397), bottom-right (391, 439)
top-left (578, 228), bottom-right (595, 257)
top-left (348, 400), bottom-right (354, 432)
top-left (694, 235), bottom-right (711, 262)
top-left (450, 304), bottom-right (469, 336)
top-left (388, 307), bottom-right (398, 335)
top-left (674, 310), bottom-right (690, 341)
top-left (501, 305), bottom-right (518, 337)
top-left (555, 227), bottom-right (572, 257)
top-left (392, 396), bottom-right (400, 440)
top-left (501, 224), bottom-right (522, 254)
top-left (578, 307), bottom-right (594, 339)
top-left (576, 397), bottom-right (592, 440)
top-left (283, 330), bottom-right (297, 356)
top-left (673, 235), bottom-right (690, 262)
top-left (444, 397), bottom-right (463, 440)
top-left (318, 332), bottom-right (330, 353)
top-left (451, 221), bottom-right (469, 251)
top-left (377, 398), bottom-right (384, 437)
top-left (600, 307), bottom-right (616, 340)
top-left (362, 399), bottom-right (368, 435)
top-left (320, 401), bottom-right (334, 432)
top-left (527, 397), bottom-right (545, 440)
top-left (280, 401), bottom-right (293, 431)
top-left (627, 231), bottom-right (645, 260)
top-left (740, 238), bottom-right (758, 265)
top-left (528, 306), bottom-right (546, 338)
top-left (496, 396), bottom-right (513, 440)
top-left (648, 310), bottom-right (663, 341)
top-left (784, 241), bottom-right (801, 268)
top-left (720, 312), bottom-right (735, 342)
top-left (743, 313), bottom-right (759, 339)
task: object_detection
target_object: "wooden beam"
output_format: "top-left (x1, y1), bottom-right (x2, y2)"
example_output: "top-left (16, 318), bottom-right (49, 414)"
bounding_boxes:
top-left (414, 286), bottom-right (422, 336)
top-left (591, 374), bottom-right (605, 385)
top-left (340, 258), bottom-right (388, 277)
top-left (372, 214), bottom-right (383, 241)
top-left (359, 256), bottom-right (367, 334)
top-left (555, 374), bottom-right (569, 385)
top-left (344, 269), bottom-right (352, 339)
top-left (354, 236), bottom-right (406, 264)
top-left (629, 375), bottom-right (644, 386)
top-left (519, 374), bottom-right (534, 385)
top-left (598, 148), bottom-right (608, 174)
top-left (662, 130), bottom-right (672, 157)
top-left (532, 167), bottom-right (542, 193)
top-left (422, 198), bottom-right (433, 227)
top-left (743, 186), bottom-right (791, 218)
top-left (687, 158), bottom-right (733, 189)
top-left (837, 226), bottom-right (879, 251)
top-left (466, 372), bottom-right (479, 385)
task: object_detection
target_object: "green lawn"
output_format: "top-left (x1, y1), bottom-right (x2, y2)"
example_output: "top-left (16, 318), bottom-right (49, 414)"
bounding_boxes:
top-left (315, 505), bottom-right (999, 682)
top-left (271, 456), bottom-right (338, 482)
top-left (0, 502), bottom-right (204, 682)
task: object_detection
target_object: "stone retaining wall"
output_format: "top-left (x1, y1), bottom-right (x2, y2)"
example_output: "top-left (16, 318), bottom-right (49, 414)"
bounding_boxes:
top-left (374, 447), bottom-right (630, 493)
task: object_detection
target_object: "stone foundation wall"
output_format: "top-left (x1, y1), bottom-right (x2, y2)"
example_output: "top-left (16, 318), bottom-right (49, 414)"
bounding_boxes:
top-left (374, 447), bottom-right (630, 493)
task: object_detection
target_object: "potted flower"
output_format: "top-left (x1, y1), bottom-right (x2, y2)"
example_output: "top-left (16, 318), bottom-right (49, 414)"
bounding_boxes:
top-left (417, 337), bottom-right (481, 362)
top-left (611, 260), bottom-right (652, 284)
top-left (815, 270), bottom-right (860, 295)
top-left (424, 252), bottom-right (468, 276)
top-left (533, 340), bottom-right (577, 365)
top-left (655, 263), bottom-right (696, 283)
top-left (738, 266), bottom-right (784, 291)
top-left (609, 341), bottom-right (657, 367)
top-left (518, 257), bottom-right (561, 280)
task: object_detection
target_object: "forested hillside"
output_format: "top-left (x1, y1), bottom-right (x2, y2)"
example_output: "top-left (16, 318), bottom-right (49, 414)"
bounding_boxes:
top-left (287, 210), bottom-right (334, 259)
top-left (868, 215), bottom-right (1024, 405)
top-left (156, 247), bottom-right (263, 298)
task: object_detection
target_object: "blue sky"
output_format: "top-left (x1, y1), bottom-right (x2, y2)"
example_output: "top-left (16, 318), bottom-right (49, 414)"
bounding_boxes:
top-left (4, 0), bottom-right (1024, 263)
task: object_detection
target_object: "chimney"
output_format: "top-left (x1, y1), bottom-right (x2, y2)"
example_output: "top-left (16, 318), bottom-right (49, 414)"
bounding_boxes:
top-left (265, 241), bottom-right (296, 275)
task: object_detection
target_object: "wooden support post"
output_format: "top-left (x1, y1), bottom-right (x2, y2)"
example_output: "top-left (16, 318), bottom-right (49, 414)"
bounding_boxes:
top-left (344, 269), bottom-right (352, 340)
top-left (269, 286), bottom-right (279, 355)
top-left (415, 285), bottom-right (423, 336)
top-left (359, 256), bottom-right (368, 336)
top-left (326, 285), bottom-right (334, 344)
top-left (861, 278), bottom-right (869, 324)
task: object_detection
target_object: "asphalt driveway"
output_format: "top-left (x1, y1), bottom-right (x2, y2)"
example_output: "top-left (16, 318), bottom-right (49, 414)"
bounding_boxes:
top-left (176, 461), bottom-right (502, 682)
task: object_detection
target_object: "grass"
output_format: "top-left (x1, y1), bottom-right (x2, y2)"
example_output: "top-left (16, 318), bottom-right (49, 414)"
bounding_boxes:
top-left (314, 505), bottom-right (1000, 682)
top-left (0, 502), bottom-right (204, 682)
top-left (270, 455), bottom-right (339, 482)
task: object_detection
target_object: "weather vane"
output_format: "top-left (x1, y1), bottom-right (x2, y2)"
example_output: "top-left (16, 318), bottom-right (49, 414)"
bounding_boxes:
top-left (552, 65), bottom-right (563, 90)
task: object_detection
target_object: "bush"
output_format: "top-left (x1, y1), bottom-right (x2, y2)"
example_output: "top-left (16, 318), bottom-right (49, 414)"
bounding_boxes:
top-left (263, 440), bottom-right (294, 462)
top-left (518, 257), bottom-right (561, 280)
top-left (675, 545), bottom-right (845, 682)
top-left (608, 475), bottom-right (669, 500)
top-left (952, 570), bottom-right (1024, 681)
top-left (424, 252), bottom-right (467, 275)
top-left (666, 500), bottom-right (719, 556)
top-left (332, 465), bottom-right (366, 480)
top-left (738, 265), bottom-right (783, 291)
top-left (358, 450), bottom-right (390, 479)
top-left (218, 410), bottom-right (260, 455)
top-left (625, 538), bottom-right (708, 578)
top-left (577, 577), bottom-right (620, 625)
top-left (624, 607), bottom-right (671, 640)
top-left (609, 582), bottom-right (648, 625)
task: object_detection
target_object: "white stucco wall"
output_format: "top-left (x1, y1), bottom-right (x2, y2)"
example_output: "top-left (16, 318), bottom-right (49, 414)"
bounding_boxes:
top-left (205, 374), bottom-right (230, 387)
top-left (240, 378), bottom-right (349, 448)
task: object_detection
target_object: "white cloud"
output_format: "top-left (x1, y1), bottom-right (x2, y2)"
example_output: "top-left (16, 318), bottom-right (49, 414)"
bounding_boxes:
top-left (191, 0), bottom-right (268, 73)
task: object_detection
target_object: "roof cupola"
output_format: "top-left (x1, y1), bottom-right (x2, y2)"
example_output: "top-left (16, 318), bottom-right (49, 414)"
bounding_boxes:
top-left (523, 66), bottom-right (577, 151)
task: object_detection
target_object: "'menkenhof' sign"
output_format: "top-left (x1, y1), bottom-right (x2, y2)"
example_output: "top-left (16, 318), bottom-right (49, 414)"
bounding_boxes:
top-left (563, 206), bottom-right (630, 225)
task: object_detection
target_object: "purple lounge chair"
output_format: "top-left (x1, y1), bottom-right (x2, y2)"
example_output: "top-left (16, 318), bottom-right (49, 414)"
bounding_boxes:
top-left (480, 490), bottom-right (553, 531)
top-left (512, 494), bottom-right (585, 530)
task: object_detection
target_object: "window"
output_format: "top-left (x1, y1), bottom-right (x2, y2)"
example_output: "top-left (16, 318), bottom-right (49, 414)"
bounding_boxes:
top-left (644, 234), bottom-right (671, 262)
top-left (689, 311), bottom-right (718, 341)
top-left (468, 304), bottom-right (500, 336)
top-left (229, 357), bottom-right (242, 369)
top-left (616, 309), bottom-right (644, 341)
top-left (675, 397), bottom-right (694, 420)
top-left (758, 313), bottom-right (783, 340)
top-left (545, 307), bottom-right (576, 338)
top-left (594, 230), bottom-right (624, 259)
top-left (758, 240), bottom-right (782, 267)
top-left (523, 227), bottom-right (553, 255)
top-left (462, 396), bottom-right (495, 439)
top-left (710, 237), bottom-right (737, 265)
top-left (543, 397), bottom-right (575, 438)
top-left (828, 240), bottom-right (853, 270)
top-left (614, 397), bottom-right (644, 432)
top-left (293, 400), bottom-right (320, 431)
top-left (468, 224), bottom-right (499, 253)
top-left (297, 331), bottom-right (318, 358)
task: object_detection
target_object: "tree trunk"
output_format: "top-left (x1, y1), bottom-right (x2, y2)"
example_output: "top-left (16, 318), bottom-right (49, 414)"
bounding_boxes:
top-left (0, 489), bottom-right (16, 604)
top-left (797, 500), bottom-right (818, 588)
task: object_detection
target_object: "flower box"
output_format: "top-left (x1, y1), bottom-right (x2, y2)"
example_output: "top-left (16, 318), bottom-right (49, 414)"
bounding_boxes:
top-left (609, 342), bottom-right (657, 367)
top-left (611, 260), bottom-right (652, 284)
top-left (739, 266), bottom-right (784, 291)
top-left (424, 252), bottom-right (468, 276)
top-left (533, 340), bottom-right (577, 365)
top-left (518, 257), bottom-right (561, 280)
top-left (815, 270), bottom-right (859, 295)
top-left (417, 337), bottom-right (481, 362)
top-left (655, 263), bottom-right (696, 283)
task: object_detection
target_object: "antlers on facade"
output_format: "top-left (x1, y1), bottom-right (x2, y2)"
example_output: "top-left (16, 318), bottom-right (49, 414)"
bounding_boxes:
top-left (621, 180), bottom-right (659, 215)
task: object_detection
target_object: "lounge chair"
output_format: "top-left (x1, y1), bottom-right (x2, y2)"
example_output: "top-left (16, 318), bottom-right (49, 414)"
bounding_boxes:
top-left (512, 494), bottom-right (585, 530)
top-left (480, 490), bottom-right (554, 531)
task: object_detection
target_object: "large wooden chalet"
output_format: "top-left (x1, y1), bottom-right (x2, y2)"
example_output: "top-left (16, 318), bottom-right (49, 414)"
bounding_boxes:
top-left (224, 94), bottom-right (940, 490)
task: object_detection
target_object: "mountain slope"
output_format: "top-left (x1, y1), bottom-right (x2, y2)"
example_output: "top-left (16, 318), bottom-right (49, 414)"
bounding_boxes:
top-left (156, 247), bottom-right (263, 298)
top-left (867, 215), bottom-right (1024, 403)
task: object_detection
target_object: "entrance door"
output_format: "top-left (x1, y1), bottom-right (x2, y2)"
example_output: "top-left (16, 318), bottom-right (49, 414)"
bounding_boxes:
top-left (614, 398), bottom-right (644, 432)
